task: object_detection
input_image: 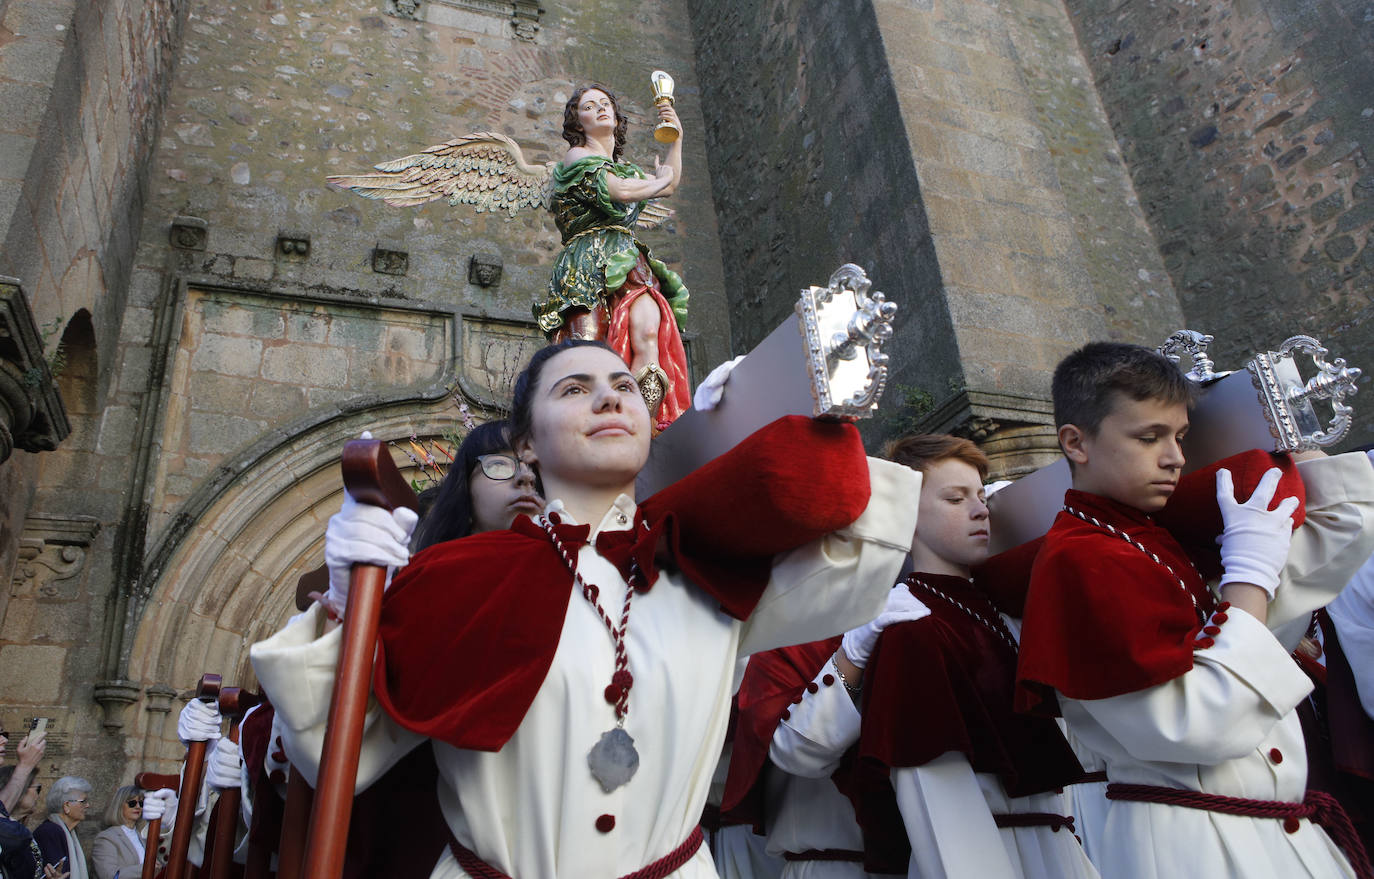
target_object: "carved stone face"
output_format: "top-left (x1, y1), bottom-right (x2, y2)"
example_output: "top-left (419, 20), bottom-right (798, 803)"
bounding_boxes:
top-left (469, 253), bottom-right (503, 287)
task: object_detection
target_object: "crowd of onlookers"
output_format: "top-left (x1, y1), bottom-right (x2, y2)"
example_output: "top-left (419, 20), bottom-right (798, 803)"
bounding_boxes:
top-left (0, 728), bottom-right (174, 879)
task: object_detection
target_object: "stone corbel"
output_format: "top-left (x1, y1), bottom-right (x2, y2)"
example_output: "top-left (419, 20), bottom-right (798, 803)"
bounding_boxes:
top-left (11, 513), bottom-right (101, 599)
top-left (93, 680), bottom-right (142, 731)
top-left (0, 278), bottom-right (71, 463)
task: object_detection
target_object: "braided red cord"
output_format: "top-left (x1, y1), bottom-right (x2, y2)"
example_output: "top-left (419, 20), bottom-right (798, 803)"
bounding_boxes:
top-left (1107, 783), bottom-right (1372, 879)
top-left (447, 826), bottom-right (703, 879)
top-left (542, 517), bottom-right (636, 721)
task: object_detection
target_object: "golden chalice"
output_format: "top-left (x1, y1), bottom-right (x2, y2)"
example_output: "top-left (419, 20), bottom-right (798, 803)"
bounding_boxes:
top-left (651, 70), bottom-right (680, 144)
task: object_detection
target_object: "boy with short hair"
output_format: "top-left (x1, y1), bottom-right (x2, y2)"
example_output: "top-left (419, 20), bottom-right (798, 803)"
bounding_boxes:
top-left (1016, 341), bottom-right (1373, 878)
top-left (732, 434), bottom-right (1097, 878)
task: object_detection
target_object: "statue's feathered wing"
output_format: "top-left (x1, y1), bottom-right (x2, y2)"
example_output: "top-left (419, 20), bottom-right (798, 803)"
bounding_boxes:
top-left (326, 132), bottom-right (555, 216)
top-left (327, 130), bottom-right (676, 229)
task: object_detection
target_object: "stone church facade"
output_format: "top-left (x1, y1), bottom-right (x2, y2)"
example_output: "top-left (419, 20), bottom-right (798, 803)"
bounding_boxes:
top-left (1, 0), bottom-right (1370, 819)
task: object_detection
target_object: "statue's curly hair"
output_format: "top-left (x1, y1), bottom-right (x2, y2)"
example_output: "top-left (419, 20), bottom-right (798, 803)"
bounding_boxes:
top-left (562, 84), bottom-right (628, 161)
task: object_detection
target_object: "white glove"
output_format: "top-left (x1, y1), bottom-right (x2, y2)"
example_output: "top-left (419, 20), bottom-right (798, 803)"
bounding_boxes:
top-left (176, 698), bottom-right (222, 745)
top-left (323, 492), bottom-right (419, 618)
top-left (205, 736), bottom-right (242, 790)
top-left (141, 788), bottom-right (177, 823)
top-left (840, 583), bottom-right (932, 669)
top-left (692, 355), bottom-right (746, 412)
top-left (1216, 467), bottom-right (1301, 599)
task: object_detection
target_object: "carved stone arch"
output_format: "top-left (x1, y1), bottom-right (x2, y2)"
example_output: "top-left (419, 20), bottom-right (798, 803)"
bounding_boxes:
top-left (124, 393), bottom-right (499, 766)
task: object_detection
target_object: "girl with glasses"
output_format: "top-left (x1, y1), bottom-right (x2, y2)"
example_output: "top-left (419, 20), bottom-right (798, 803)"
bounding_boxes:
top-left (411, 419), bottom-right (544, 552)
top-left (254, 339), bottom-right (921, 878)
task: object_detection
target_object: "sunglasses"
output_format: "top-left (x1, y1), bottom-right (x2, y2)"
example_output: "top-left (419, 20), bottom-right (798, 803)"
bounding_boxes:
top-left (474, 454), bottom-right (522, 481)
top-left (126, 798), bottom-right (144, 808)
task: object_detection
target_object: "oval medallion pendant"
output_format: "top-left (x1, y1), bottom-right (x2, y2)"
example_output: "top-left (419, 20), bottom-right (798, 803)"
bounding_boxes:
top-left (588, 727), bottom-right (640, 793)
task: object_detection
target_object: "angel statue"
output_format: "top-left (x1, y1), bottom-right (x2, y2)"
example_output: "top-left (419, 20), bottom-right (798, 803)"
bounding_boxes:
top-left (327, 82), bottom-right (690, 430)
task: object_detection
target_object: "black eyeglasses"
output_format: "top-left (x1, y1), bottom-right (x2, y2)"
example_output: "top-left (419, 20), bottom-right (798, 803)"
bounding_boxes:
top-left (126, 798), bottom-right (144, 808)
top-left (475, 454), bottom-right (521, 481)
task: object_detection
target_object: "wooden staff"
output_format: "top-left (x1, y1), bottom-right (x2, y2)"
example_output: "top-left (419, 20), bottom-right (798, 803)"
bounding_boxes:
top-left (166, 674), bottom-right (222, 879)
top-left (206, 687), bottom-right (262, 879)
top-left (253, 569), bottom-right (328, 879)
top-left (134, 770), bottom-right (181, 879)
top-left (302, 440), bottom-right (417, 879)
top-left (275, 767), bottom-right (315, 879)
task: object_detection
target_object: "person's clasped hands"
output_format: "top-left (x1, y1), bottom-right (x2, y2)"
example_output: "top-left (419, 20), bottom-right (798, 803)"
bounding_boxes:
top-left (1215, 466), bottom-right (1302, 600)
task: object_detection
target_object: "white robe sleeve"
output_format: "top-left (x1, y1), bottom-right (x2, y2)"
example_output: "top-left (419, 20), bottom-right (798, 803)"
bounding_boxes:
top-left (1329, 553), bottom-right (1374, 720)
top-left (768, 661), bottom-right (861, 777)
top-left (248, 603), bottom-right (425, 791)
top-left (1268, 451), bottom-right (1374, 650)
top-left (1068, 607), bottom-right (1312, 764)
top-left (893, 754), bottom-right (1020, 879)
top-left (739, 458), bottom-right (920, 656)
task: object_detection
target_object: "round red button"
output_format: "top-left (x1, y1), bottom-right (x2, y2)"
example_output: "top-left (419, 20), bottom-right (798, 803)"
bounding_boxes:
top-left (1269, 748), bottom-right (1283, 764)
top-left (596, 814), bottom-right (615, 833)
top-left (1283, 817), bottom-right (1300, 834)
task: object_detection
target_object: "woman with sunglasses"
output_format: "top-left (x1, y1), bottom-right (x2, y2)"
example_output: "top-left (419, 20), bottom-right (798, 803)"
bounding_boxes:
top-left (90, 787), bottom-right (155, 879)
top-left (253, 339), bottom-right (920, 878)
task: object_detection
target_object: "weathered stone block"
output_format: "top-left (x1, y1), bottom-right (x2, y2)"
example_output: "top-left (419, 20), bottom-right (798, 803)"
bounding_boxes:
top-left (190, 333), bottom-right (264, 377)
top-left (260, 344), bottom-right (348, 388)
top-left (186, 412), bottom-right (269, 455)
top-left (0, 645), bottom-right (67, 702)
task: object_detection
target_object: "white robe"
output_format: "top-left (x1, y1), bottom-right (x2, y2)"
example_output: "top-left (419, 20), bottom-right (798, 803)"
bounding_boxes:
top-left (1065, 449), bottom-right (1374, 877)
top-left (251, 459), bottom-right (921, 878)
top-left (773, 621), bottom-right (1098, 879)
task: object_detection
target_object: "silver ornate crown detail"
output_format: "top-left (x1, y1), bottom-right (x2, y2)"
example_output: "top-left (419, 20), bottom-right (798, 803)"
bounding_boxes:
top-left (1248, 335), bottom-right (1362, 451)
top-left (795, 264), bottom-right (898, 420)
top-left (1158, 329), bottom-right (1226, 383)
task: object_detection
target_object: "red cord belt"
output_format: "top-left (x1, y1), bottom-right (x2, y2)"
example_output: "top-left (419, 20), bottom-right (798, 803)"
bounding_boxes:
top-left (447, 826), bottom-right (703, 879)
top-left (1107, 782), bottom-right (1373, 879)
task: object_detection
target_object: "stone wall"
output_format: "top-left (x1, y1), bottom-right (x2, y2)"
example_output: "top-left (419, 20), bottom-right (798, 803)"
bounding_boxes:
top-left (1065, 0), bottom-right (1374, 446)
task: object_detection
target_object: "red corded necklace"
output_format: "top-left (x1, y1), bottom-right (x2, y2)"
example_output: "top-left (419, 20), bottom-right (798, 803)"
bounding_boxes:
top-left (540, 514), bottom-right (643, 793)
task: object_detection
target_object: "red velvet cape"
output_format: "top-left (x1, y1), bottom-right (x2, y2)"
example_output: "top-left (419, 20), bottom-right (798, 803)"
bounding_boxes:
top-left (375, 415), bottom-right (872, 751)
top-left (720, 635), bottom-right (842, 831)
top-left (838, 575), bottom-right (1085, 873)
top-left (1014, 489), bottom-right (1219, 714)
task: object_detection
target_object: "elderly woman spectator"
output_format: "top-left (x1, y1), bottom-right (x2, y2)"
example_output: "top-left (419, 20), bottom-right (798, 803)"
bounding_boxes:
top-left (90, 786), bottom-right (152, 879)
top-left (32, 776), bottom-right (92, 879)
